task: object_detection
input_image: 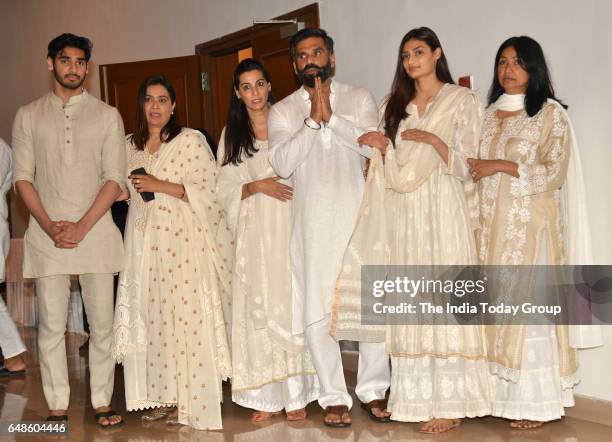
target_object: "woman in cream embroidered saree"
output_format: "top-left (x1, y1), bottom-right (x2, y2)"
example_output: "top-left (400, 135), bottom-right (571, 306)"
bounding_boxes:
top-left (112, 75), bottom-right (232, 430)
top-left (216, 59), bottom-right (318, 422)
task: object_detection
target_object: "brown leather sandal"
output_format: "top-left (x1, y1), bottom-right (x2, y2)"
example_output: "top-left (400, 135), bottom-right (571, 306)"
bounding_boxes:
top-left (323, 405), bottom-right (351, 427)
top-left (361, 398), bottom-right (391, 423)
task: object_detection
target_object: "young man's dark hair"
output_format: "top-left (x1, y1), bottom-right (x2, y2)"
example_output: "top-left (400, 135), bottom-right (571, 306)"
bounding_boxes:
top-left (47, 33), bottom-right (93, 61)
top-left (289, 28), bottom-right (334, 61)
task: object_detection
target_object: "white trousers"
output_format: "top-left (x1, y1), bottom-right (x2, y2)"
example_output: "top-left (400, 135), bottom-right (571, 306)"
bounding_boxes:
top-left (232, 374), bottom-right (319, 413)
top-left (305, 316), bottom-right (390, 409)
top-left (36, 273), bottom-right (115, 410)
top-left (0, 296), bottom-right (26, 359)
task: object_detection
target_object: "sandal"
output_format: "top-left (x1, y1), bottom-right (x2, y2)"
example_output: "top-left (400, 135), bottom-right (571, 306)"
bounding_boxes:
top-left (141, 407), bottom-right (173, 422)
top-left (323, 405), bottom-right (351, 428)
top-left (46, 415), bottom-right (68, 422)
top-left (360, 398), bottom-right (391, 423)
top-left (95, 409), bottom-right (124, 428)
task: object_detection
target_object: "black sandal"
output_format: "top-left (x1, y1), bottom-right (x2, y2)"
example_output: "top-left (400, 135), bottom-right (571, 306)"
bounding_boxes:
top-left (361, 398), bottom-right (392, 423)
top-left (46, 415), bottom-right (68, 422)
top-left (95, 409), bottom-right (124, 428)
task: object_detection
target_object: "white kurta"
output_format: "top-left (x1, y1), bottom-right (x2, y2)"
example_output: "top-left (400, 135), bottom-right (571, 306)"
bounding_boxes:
top-left (380, 85), bottom-right (491, 421)
top-left (268, 80), bottom-right (378, 332)
top-left (216, 132), bottom-right (319, 412)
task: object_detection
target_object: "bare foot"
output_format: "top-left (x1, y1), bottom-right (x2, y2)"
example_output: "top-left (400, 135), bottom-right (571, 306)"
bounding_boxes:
top-left (420, 418), bottom-right (462, 433)
top-left (94, 406), bottom-right (123, 427)
top-left (4, 354), bottom-right (26, 372)
top-left (510, 419), bottom-right (544, 429)
top-left (286, 408), bottom-right (307, 421)
top-left (251, 410), bottom-right (282, 422)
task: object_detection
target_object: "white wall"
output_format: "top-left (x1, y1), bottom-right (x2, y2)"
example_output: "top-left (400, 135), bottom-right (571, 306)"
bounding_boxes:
top-left (1, 0), bottom-right (610, 401)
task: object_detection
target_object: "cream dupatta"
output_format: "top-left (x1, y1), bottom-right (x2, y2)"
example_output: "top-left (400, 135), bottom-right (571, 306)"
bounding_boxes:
top-left (216, 130), bottom-right (304, 353)
top-left (113, 129), bottom-right (232, 413)
top-left (331, 84), bottom-right (482, 352)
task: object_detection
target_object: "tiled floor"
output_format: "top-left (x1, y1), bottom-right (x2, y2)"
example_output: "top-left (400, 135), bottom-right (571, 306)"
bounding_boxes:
top-left (1, 327), bottom-right (610, 441)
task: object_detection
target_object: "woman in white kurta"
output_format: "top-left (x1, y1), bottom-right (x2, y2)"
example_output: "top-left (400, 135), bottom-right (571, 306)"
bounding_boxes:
top-left (356, 27), bottom-right (490, 433)
top-left (216, 59), bottom-right (318, 422)
top-left (112, 75), bottom-right (232, 430)
top-left (468, 36), bottom-right (601, 429)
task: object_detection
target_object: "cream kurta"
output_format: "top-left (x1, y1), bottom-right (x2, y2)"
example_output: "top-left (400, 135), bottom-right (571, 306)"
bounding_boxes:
top-left (11, 91), bottom-right (125, 278)
top-left (268, 81), bottom-right (378, 332)
top-left (478, 101), bottom-right (578, 421)
top-left (216, 132), bottom-right (318, 410)
top-left (384, 85), bottom-right (490, 421)
top-left (112, 129), bottom-right (232, 430)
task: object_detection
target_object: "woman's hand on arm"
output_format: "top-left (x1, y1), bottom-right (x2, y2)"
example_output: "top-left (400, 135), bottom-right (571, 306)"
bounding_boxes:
top-left (357, 131), bottom-right (390, 155)
top-left (400, 129), bottom-right (449, 164)
top-left (242, 177), bottom-right (293, 202)
top-left (467, 159), bottom-right (519, 181)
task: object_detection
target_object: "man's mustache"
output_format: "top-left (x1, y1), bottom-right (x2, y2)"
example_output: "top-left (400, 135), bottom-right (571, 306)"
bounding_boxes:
top-left (300, 64), bottom-right (324, 75)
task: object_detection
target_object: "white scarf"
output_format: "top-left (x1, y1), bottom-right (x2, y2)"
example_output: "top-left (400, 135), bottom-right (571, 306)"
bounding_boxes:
top-left (492, 94), bottom-right (602, 348)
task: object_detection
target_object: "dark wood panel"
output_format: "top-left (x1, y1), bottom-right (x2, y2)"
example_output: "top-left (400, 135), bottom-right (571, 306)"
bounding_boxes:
top-left (99, 55), bottom-right (203, 134)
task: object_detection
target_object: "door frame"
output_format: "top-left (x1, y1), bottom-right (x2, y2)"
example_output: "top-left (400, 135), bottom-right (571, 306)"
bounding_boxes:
top-left (195, 3), bottom-right (319, 137)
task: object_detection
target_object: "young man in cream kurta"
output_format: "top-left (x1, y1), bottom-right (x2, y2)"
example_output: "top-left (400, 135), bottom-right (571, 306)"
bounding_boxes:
top-left (11, 34), bottom-right (126, 425)
top-left (268, 28), bottom-right (390, 426)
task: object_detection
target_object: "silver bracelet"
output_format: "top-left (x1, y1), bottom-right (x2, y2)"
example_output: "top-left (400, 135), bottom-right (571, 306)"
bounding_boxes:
top-left (304, 117), bottom-right (322, 130)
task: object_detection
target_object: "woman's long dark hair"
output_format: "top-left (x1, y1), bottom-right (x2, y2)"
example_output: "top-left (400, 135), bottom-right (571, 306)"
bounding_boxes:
top-left (222, 58), bottom-right (275, 166)
top-left (130, 74), bottom-right (182, 150)
top-left (383, 27), bottom-right (454, 145)
top-left (488, 36), bottom-right (567, 116)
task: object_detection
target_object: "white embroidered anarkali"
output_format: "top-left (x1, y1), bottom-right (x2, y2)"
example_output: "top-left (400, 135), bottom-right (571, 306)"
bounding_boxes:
top-left (112, 128), bottom-right (232, 430)
top-left (216, 132), bottom-right (319, 412)
top-left (383, 84), bottom-right (490, 422)
top-left (477, 97), bottom-right (598, 421)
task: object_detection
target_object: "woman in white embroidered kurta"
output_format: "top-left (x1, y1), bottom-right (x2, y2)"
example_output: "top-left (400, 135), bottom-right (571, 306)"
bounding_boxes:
top-left (112, 75), bottom-right (232, 430)
top-left (217, 59), bottom-right (318, 421)
top-left (469, 36), bottom-right (601, 429)
top-left (356, 28), bottom-right (490, 433)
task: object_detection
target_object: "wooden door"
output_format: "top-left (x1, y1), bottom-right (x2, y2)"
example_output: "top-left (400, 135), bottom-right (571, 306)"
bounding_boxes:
top-left (99, 55), bottom-right (204, 135)
top-left (196, 3), bottom-right (319, 143)
top-left (251, 5), bottom-right (319, 101)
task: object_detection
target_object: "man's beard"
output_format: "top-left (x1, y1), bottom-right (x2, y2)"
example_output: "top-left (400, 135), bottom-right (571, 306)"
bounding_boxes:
top-left (53, 70), bottom-right (86, 90)
top-left (296, 62), bottom-right (332, 88)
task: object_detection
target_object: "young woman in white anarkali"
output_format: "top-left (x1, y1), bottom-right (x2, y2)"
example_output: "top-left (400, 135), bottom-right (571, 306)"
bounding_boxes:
top-left (216, 59), bottom-right (319, 422)
top-left (468, 36), bottom-right (602, 430)
top-left (112, 75), bottom-right (232, 430)
top-left (355, 27), bottom-right (490, 433)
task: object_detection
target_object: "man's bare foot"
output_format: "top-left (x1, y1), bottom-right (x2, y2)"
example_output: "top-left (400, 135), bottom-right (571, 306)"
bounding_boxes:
top-left (286, 408), bottom-right (307, 421)
top-left (251, 410), bottom-right (282, 422)
top-left (323, 405), bottom-right (351, 427)
top-left (4, 354), bottom-right (26, 372)
top-left (420, 418), bottom-right (462, 433)
top-left (49, 409), bottom-right (68, 417)
top-left (94, 406), bottom-right (123, 427)
top-left (510, 419), bottom-right (544, 429)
